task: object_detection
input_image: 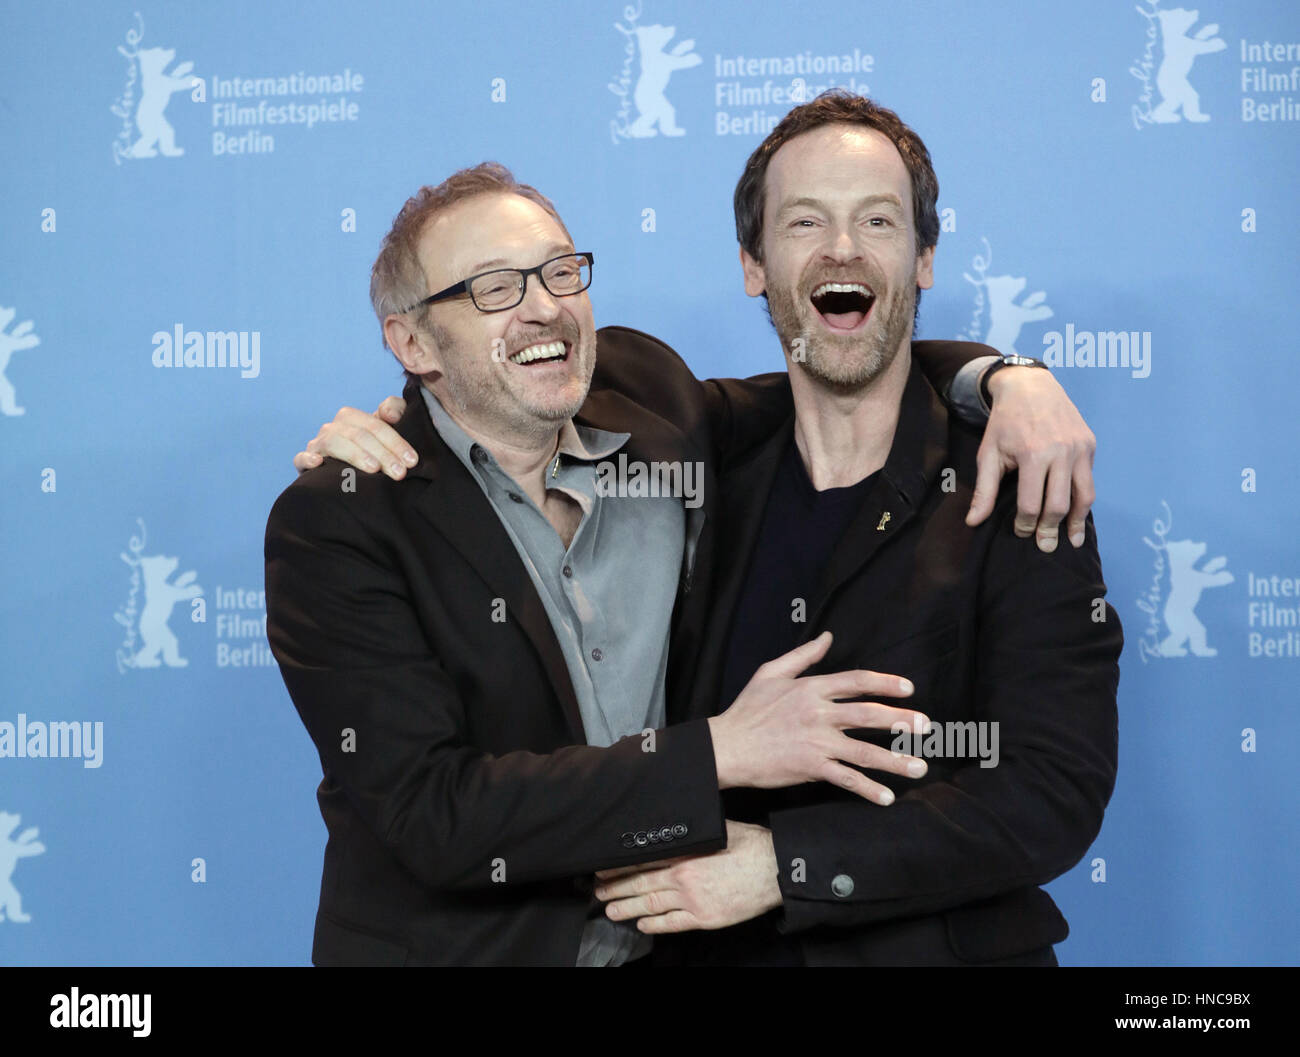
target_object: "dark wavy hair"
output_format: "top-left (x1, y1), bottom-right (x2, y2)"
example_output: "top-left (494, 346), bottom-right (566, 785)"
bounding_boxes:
top-left (733, 89), bottom-right (940, 267)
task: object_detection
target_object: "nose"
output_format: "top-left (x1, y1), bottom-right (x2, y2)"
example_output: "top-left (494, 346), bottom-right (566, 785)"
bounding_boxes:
top-left (825, 222), bottom-right (864, 264)
top-left (516, 271), bottom-right (561, 322)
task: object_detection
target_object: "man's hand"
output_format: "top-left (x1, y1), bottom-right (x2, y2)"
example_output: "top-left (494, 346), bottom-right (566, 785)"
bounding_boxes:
top-left (594, 820), bottom-right (781, 933)
top-left (966, 366), bottom-right (1096, 553)
top-left (708, 631), bottom-right (930, 806)
top-left (293, 396), bottom-right (414, 477)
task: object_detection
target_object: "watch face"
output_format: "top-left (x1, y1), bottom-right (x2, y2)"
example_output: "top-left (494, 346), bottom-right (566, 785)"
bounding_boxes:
top-left (1004, 356), bottom-right (1039, 366)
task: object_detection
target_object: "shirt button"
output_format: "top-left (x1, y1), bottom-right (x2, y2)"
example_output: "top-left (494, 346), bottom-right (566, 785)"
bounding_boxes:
top-left (591, 648), bottom-right (603, 662)
top-left (562, 565), bottom-right (573, 578)
top-left (831, 874), bottom-right (855, 898)
top-left (471, 447), bottom-right (485, 463)
top-left (508, 491), bottom-right (523, 503)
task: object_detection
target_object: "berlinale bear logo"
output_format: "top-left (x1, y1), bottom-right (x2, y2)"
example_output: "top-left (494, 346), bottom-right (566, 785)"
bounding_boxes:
top-left (131, 555), bottom-right (203, 667)
top-left (628, 25), bottom-right (701, 137)
top-left (1137, 502), bottom-right (1234, 662)
top-left (1152, 8), bottom-right (1226, 123)
top-left (1159, 539), bottom-right (1234, 656)
top-left (124, 46), bottom-right (193, 157)
top-left (0, 306), bottom-right (39, 417)
top-left (610, 6), bottom-right (701, 142)
top-left (0, 811), bottom-right (45, 924)
top-left (1133, 3), bottom-right (1226, 129)
top-left (980, 275), bottom-right (1054, 358)
top-left (115, 519), bottom-right (204, 672)
top-left (111, 13), bottom-right (196, 164)
top-left (961, 239), bottom-right (1054, 357)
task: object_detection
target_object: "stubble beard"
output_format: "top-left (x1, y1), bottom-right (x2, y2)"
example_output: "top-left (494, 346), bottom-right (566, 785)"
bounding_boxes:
top-left (430, 319), bottom-right (596, 437)
top-left (767, 265), bottom-right (918, 394)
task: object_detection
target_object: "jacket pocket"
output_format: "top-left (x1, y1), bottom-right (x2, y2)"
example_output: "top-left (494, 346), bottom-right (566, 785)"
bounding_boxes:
top-left (313, 911), bottom-right (410, 966)
top-left (942, 886), bottom-right (1069, 963)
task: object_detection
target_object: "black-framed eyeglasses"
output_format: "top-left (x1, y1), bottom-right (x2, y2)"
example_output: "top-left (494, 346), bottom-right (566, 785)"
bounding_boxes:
top-left (402, 251), bottom-right (594, 314)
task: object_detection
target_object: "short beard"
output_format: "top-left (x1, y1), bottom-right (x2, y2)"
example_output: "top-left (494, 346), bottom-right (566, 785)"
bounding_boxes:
top-left (423, 318), bottom-right (593, 433)
top-left (524, 326), bottom-right (595, 423)
top-left (765, 271), bottom-right (918, 394)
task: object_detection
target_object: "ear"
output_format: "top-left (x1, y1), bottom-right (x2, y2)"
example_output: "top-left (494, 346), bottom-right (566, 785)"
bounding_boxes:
top-left (383, 313), bottom-right (441, 376)
top-left (740, 244), bottom-right (767, 299)
top-left (916, 244), bottom-right (936, 291)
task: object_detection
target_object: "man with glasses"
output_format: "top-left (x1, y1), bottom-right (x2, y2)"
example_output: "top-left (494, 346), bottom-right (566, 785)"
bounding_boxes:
top-left (267, 143), bottom-right (1100, 965)
top-left (415, 251), bottom-right (594, 317)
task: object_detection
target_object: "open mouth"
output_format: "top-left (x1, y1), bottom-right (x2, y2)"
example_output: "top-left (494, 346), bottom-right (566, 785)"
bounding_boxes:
top-left (810, 282), bottom-right (875, 332)
top-left (507, 339), bottom-right (570, 366)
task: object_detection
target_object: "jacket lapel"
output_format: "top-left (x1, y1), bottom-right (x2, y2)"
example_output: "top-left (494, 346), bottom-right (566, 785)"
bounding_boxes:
top-left (685, 415), bottom-right (796, 720)
top-left (395, 383), bottom-right (587, 743)
top-left (804, 360), bottom-right (949, 635)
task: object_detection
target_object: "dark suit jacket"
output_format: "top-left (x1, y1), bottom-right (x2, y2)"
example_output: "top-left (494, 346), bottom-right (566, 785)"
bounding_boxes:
top-left (664, 355), bottom-right (1122, 966)
top-left (264, 326), bottom-right (987, 965)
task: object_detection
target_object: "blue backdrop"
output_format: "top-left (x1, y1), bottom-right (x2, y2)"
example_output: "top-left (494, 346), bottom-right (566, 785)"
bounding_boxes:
top-left (2, 0), bottom-right (1297, 966)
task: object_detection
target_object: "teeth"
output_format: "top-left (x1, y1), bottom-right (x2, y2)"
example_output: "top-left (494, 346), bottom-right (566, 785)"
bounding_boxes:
top-left (508, 340), bottom-right (567, 365)
top-left (812, 282), bottom-right (873, 299)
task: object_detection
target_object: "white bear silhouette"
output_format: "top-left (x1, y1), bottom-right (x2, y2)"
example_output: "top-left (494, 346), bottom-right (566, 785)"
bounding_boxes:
top-left (980, 274), bottom-right (1053, 356)
top-left (0, 811), bottom-right (46, 924)
top-left (628, 25), bottom-right (701, 138)
top-left (119, 45), bottom-right (193, 157)
top-left (132, 554), bottom-right (202, 668)
top-left (1159, 539), bottom-right (1233, 656)
top-left (1151, 9), bottom-right (1225, 123)
top-left (0, 307), bottom-right (40, 417)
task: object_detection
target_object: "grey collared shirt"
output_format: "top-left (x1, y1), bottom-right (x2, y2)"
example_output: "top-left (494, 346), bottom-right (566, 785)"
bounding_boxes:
top-left (421, 387), bottom-right (684, 966)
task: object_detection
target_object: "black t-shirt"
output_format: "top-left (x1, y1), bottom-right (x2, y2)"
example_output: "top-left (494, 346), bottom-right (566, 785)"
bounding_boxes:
top-left (718, 439), bottom-right (881, 712)
top-left (669, 438), bottom-right (880, 967)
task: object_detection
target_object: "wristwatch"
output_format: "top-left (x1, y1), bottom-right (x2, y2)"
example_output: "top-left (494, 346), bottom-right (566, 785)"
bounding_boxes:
top-left (980, 354), bottom-right (1050, 409)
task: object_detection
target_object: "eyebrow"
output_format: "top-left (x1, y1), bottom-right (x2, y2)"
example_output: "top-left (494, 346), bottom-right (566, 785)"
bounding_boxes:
top-left (464, 244), bottom-right (575, 275)
top-left (776, 193), bottom-right (904, 215)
